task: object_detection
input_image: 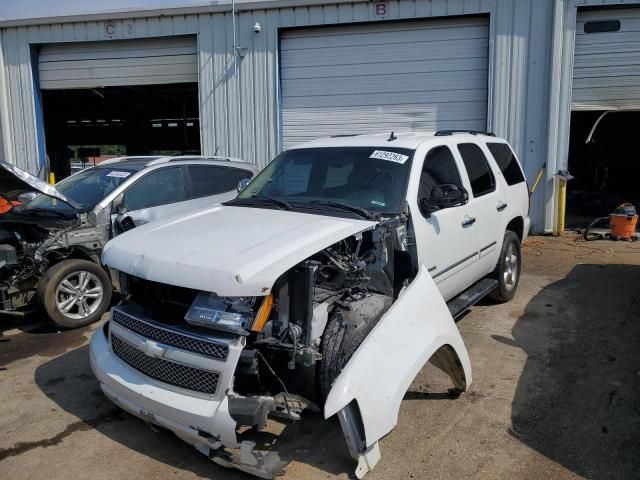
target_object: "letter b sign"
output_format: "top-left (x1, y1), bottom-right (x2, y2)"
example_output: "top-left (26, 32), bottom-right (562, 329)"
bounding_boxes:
top-left (375, 2), bottom-right (388, 16)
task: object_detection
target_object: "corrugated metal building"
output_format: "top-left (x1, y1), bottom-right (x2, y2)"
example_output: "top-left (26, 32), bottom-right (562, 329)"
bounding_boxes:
top-left (0, 0), bottom-right (639, 232)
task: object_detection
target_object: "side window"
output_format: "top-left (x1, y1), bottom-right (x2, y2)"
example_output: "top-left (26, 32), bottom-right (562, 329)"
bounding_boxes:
top-left (122, 167), bottom-right (184, 210)
top-left (486, 143), bottom-right (525, 186)
top-left (458, 143), bottom-right (496, 197)
top-left (418, 146), bottom-right (463, 199)
top-left (187, 165), bottom-right (253, 198)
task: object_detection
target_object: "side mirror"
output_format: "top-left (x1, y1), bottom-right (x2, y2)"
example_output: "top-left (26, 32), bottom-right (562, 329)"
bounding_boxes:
top-left (420, 184), bottom-right (469, 214)
top-left (237, 177), bottom-right (251, 192)
top-left (112, 193), bottom-right (127, 215)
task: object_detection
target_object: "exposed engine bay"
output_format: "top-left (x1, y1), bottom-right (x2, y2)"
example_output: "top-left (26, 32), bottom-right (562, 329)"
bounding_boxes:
top-left (0, 211), bottom-right (106, 312)
top-left (118, 217), bottom-right (413, 398)
top-left (101, 216), bottom-right (471, 479)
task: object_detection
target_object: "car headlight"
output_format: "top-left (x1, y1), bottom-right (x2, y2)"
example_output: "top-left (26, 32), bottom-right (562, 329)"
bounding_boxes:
top-left (185, 293), bottom-right (260, 334)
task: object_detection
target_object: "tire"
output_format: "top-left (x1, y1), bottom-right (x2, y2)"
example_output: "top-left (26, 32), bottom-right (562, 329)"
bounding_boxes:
top-left (38, 259), bottom-right (112, 328)
top-left (488, 231), bottom-right (522, 303)
top-left (318, 293), bottom-right (392, 401)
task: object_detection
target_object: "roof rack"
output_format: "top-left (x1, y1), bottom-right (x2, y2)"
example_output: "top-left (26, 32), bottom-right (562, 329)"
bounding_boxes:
top-left (330, 134), bottom-right (359, 138)
top-left (144, 155), bottom-right (231, 166)
top-left (434, 130), bottom-right (496, 137)
top-left (167, 156), bottom-right (231, 162)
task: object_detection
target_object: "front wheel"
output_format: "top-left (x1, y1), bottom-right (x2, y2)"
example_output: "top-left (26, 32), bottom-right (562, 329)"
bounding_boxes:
top-left (38, 259), bottom-right (112, 328)
top-left (317, 293), bottom-right (392, 402)
top-left (488, 231), bottom-right (521, 303)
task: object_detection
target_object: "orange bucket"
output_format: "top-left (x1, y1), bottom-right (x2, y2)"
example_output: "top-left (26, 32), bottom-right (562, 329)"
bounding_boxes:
top-left (609, 204), bottom-right (638, 241)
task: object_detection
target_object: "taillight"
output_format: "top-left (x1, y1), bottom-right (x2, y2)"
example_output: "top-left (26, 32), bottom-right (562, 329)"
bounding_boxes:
top-left (526, 180), bottom-right (531, 215)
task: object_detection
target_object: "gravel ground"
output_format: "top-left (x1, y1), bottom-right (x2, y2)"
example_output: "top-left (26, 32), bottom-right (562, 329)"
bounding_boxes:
top-left (1, 233), bottom-right (639, 480)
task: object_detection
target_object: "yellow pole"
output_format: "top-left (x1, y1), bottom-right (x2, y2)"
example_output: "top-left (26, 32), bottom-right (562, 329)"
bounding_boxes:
top-left (48, 172), bottom-right (56, 185)
top-left (556, 177), bottom-right (567, 235)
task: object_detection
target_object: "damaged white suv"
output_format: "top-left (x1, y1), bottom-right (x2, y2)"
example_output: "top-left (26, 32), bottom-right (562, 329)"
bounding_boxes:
top-left (90, 131), bottom-right (530, 478)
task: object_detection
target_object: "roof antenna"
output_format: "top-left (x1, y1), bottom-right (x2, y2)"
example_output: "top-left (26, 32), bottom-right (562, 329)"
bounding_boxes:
top-left (388, 131), bottom-right (397, 142)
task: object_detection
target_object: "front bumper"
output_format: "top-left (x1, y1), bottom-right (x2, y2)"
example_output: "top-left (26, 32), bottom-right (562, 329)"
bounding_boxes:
top-left (90, 312), bottom-right (288, 478)
top-left (89, 322), bottom-right (239, 452)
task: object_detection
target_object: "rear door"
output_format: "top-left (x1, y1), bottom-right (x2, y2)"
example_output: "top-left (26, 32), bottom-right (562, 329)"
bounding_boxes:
top-left (412, 145), bottom-right (478, 301)
top-left (456, 142), bottom-right (503, 278)
top-left (485, 141), bottom-right (529, 234)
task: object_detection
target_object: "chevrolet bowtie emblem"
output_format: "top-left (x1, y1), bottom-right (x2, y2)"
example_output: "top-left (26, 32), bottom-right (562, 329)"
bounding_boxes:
top-left (143, 339), bottom-right (166, 358)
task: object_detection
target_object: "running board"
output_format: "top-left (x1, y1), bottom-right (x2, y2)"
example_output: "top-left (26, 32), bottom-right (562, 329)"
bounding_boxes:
top-left (447, 278), bottom-right (498, 319)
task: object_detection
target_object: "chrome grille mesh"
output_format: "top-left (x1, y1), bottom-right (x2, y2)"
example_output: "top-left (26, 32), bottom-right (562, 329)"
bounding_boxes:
top-left (112, 308), bottom-right (228, 360)
top-left (111, 334), bottom-right (221, 395)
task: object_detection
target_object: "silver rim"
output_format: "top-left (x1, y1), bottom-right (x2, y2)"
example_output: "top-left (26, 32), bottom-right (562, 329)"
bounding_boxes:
top-left (503, 243), bottom-right (519, 291)
top-left (55, 271), bottom-right (104, 320)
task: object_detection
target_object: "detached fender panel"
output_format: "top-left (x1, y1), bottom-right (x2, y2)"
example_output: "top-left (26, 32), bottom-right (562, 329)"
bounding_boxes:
top-left (323, 266), bottom-right (472, 446)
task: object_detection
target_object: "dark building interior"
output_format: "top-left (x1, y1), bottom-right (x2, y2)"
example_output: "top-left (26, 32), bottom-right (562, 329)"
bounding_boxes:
top-left (566, 110), bottom-right (640, 227)
top-left (41, 83), bottom-right (200, 179)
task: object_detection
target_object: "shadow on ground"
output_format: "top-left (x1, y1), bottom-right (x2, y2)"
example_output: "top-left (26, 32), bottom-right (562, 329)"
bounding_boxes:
top-left (33, 344), bottom-right (353, 478)
top-left (508, 264), bottom-right (640, 479)
top-left (0, 314), bottom-right (90, 369)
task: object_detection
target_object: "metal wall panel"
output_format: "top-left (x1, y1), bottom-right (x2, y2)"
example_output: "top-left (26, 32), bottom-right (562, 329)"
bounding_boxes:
top-left (279, 17), bottom-right (489, 148)
top-left (573, 7), bottom-right (640, 110)
top-left (0, 0), bottom-right (557, 230)
top-left (38, 36), bottom-right (197, 89)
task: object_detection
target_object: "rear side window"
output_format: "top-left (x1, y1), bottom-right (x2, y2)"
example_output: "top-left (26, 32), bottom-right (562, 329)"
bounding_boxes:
top-left (187, 165), bottom-right (254, 198)
top-left (487, 143), bottom-right (525, 186)
top-left (458, 143), bottom-right (495, 197)
top-left (418, 146), bottom-right (462, 199)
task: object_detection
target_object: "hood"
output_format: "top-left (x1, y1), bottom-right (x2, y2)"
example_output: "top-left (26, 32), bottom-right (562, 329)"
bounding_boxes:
top-left (103, 205), bottom-right (377, 296)
top-left (0, 160), bottom-right (77, 207)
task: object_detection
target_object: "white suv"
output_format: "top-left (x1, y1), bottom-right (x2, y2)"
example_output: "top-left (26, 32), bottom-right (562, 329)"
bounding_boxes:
top-left (90, 131), bottom-right (530, 479)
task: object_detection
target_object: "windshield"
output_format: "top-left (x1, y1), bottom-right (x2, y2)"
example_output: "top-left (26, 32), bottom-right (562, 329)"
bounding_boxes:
top-left (236, 147), bottom-right (414, 216)
top-left (25, 166), bottom-right (140, 212)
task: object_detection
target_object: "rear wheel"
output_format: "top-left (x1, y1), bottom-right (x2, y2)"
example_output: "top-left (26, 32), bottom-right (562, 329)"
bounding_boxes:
top-left (38, 259), bottom-right (112, 328)
top-left (488, 231), bottom-right (521, 303)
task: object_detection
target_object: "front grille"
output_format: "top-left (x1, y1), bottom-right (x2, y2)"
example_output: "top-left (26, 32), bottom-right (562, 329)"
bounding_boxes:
top-left (111, 334), bottom-right (221, 395)
top-left (112, 307), bottom-right (229, 360)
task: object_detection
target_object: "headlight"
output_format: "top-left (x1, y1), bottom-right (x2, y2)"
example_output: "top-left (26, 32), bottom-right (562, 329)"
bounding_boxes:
top-left (185, 293), bottom-right (258, 334)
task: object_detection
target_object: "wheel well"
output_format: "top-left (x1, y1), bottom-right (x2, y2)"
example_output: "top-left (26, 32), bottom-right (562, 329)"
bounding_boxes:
top-left (67, 247), bottom-right (99, 262)
top-left (43, 247), bottom-right (100, 267)
top-left (506, 216), bottom-right (524, 242)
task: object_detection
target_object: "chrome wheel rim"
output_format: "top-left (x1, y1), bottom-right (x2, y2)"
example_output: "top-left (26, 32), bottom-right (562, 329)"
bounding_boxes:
top-left (503, 243), bottom-right (519, 291)
top-left (55, 271), bottom-right (103, 320)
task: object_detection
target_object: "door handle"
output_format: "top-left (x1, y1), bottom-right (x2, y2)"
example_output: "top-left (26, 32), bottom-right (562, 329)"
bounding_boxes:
top-left (461, 215), bottom-right (476, 227)
top-left (497, 201), bottom-right (508, 212)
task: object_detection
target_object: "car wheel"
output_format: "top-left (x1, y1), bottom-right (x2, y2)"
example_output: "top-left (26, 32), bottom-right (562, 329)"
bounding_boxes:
top-left (38, 259), bottom-right (112, 328)
top-left (318, 293), bottom-right (392, 402)
top-left (488, 231), bottom-right (522, 303)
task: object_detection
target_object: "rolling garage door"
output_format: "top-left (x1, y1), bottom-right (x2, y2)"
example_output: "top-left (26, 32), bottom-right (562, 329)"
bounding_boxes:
top-left (280, 17), bottom-right (489, 148)
top-left (573, 9), bottom-right (640, 110)
top-left (38, 36), bottom-right (197, 89)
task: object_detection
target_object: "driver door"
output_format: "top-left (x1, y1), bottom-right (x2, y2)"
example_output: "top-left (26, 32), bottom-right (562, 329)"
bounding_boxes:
top-left (412, 145), bottom-right (478, 301)
top-left (111, 166), bottom-right (188, 234)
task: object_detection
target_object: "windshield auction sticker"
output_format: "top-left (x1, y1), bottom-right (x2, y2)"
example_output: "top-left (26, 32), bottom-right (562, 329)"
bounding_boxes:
top-left (370, 150), bottom-right (409, 164)
top-left (106, 171), bottom-right (132, 178)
